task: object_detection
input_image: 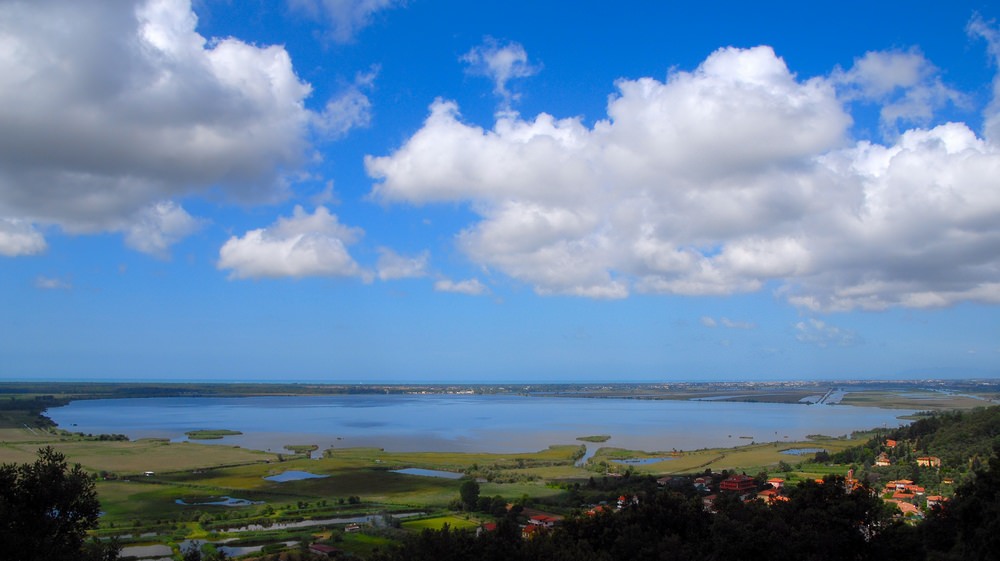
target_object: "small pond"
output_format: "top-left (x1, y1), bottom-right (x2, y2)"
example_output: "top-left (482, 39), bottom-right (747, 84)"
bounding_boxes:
top-left (175, 496), bottom-right (264, 507)
top-left (118, 544), bottom-right (172, 559)
top-left (264, 470), bottom-right (328, 482)
top-left (392, 468), bottom-right (465, 479)
top-left (780, 447), bottom-right (827, 456)
top-left (219, 541), bottom-right (297, 557)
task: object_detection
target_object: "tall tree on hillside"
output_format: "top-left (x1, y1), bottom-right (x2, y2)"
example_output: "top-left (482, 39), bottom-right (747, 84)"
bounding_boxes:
top-left (459, 479), bottom-right (480, 511)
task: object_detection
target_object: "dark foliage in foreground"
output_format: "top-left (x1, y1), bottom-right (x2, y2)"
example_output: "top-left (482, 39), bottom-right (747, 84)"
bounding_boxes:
top-left (0, 447), bottom-right (120, 561)
top-left (370, 457), bottom-right (1000, 561)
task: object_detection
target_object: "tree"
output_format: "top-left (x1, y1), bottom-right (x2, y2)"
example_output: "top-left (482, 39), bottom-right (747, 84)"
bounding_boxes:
top-left (0, 447), bottom-right (118, 561)
top-left (459, 479), bottom-right (480, 510)
top-left (182, 541), bottom-right (203, 561)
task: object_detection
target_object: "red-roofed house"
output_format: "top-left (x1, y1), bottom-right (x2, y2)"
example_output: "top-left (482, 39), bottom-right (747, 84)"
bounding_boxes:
top-left (926, 496), bottom-right (947, 508)
top-left (586, 505), bottom-right (609, 516)
top-left (720, 474), bottom-right (756, 493)
top-left (887, 500), bottom-right (921, 517)
top-left (757, 488), bottom-right (788, 505)
top-left (530, 515), bottom-right (559, 528)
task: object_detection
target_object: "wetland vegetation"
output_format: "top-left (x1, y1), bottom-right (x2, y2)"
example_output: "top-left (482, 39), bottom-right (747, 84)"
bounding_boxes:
top-left (186, 430), bottom-right (244, 440)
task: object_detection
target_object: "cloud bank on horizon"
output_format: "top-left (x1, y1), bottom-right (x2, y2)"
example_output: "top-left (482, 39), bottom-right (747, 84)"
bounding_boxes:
top-left (1, 0), bottom-right (999, 318)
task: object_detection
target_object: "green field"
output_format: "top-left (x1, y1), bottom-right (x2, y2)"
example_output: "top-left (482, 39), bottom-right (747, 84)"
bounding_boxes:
top-left (402, 515), bottom-right (481, 531)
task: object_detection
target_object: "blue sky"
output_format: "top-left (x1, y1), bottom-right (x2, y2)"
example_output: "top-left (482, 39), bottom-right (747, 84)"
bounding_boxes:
top-left (2, 0), bottom-right (999, 382)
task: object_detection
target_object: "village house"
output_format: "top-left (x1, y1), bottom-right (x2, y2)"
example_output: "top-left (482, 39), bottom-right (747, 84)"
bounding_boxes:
top-left (926, 495), bottom-right (947, 509)
top-left (702, 494), bottom-right (717, 513)
top-left (885, 439), bottom-right (898, 448)
top-left (477, 522), bottom-right (497, 536)
top-left (887, 479), bottom-right (913, 491)
top-left (886, 500), bottom-right (921, 518)
top-left (521, 524), bottom-right (541, 539)
top-left (756, 488), bottom-right (788, 505)
top-left (719, 474), bottom-right (756, 493)
top-left (520, 509), bottom-right (563, 539)
top-left (522, 508), bottom-right (564, 528)
top-left (766, 477), bottom-right (784, 489)
top-left (616, 494), bottom-right (639, 509)
top-left (875, 452), bottom-right (892, 467)
top-left (586, 505), bottom-right (610, 516)
top-left (529, 514), bottom-right (560, 528)
top-left (916, 456), bottom-right (942, 468)
top-left (885, 480), bottom-right (925, 496)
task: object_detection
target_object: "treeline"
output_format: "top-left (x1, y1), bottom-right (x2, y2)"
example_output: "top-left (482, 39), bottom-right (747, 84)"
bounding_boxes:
top-left (369, 456), bottom-right (1000, 561)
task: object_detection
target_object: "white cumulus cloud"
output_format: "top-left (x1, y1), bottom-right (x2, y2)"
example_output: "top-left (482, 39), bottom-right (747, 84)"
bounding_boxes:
top-left (35, 276), bottom-right (72, 290)
top-left (434, 278), bottom-right (490, 296)
top-left (701, 316), bottom-right (756, 329)
top-left (795, 319), bottom-right (860, 347)
top-left (461, 38), bottom-right (540, 109)
top-left (314, 68), bottom-right (378, 139)
top-left (0, 0), bottom-right (367, 257)
top-left (368, 40), bottom-right (1000, 311)
top-left (0, 219), bottom-right (46, 257)
top-left (218, 206), bottom-right (366, 280)
top-left (124, 201), bottom-right (203, 258)
top-left (832, 48), bottom-right (966, 138)
top-left (289, 0), bottom-right (403, 43)
top-left (376, 248), bottom-right (429, 280)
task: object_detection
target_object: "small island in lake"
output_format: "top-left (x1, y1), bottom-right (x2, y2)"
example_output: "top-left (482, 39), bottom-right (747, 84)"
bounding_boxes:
top-left (576, 435), bottom-right (611, 442)
top-left (185, 429), bottom-right (243, 440)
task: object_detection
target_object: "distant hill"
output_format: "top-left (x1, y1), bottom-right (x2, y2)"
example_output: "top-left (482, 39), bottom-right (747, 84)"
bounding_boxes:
top-left (892, 406), bottom-right (1000, 469)
top-left (832, 406), bottom-right (1000, 477)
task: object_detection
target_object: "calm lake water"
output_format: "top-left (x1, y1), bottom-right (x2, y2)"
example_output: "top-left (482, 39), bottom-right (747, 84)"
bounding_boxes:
top-left (47, 394), bottom-right (914, 454)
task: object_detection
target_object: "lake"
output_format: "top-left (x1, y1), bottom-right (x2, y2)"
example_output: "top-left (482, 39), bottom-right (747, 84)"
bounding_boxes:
top-left (46, 394), bottom-right (914, 454)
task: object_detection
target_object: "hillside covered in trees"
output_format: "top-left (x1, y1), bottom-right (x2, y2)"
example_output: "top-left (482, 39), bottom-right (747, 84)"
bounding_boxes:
top-left (368, 407), bottom-right (1000, 561)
